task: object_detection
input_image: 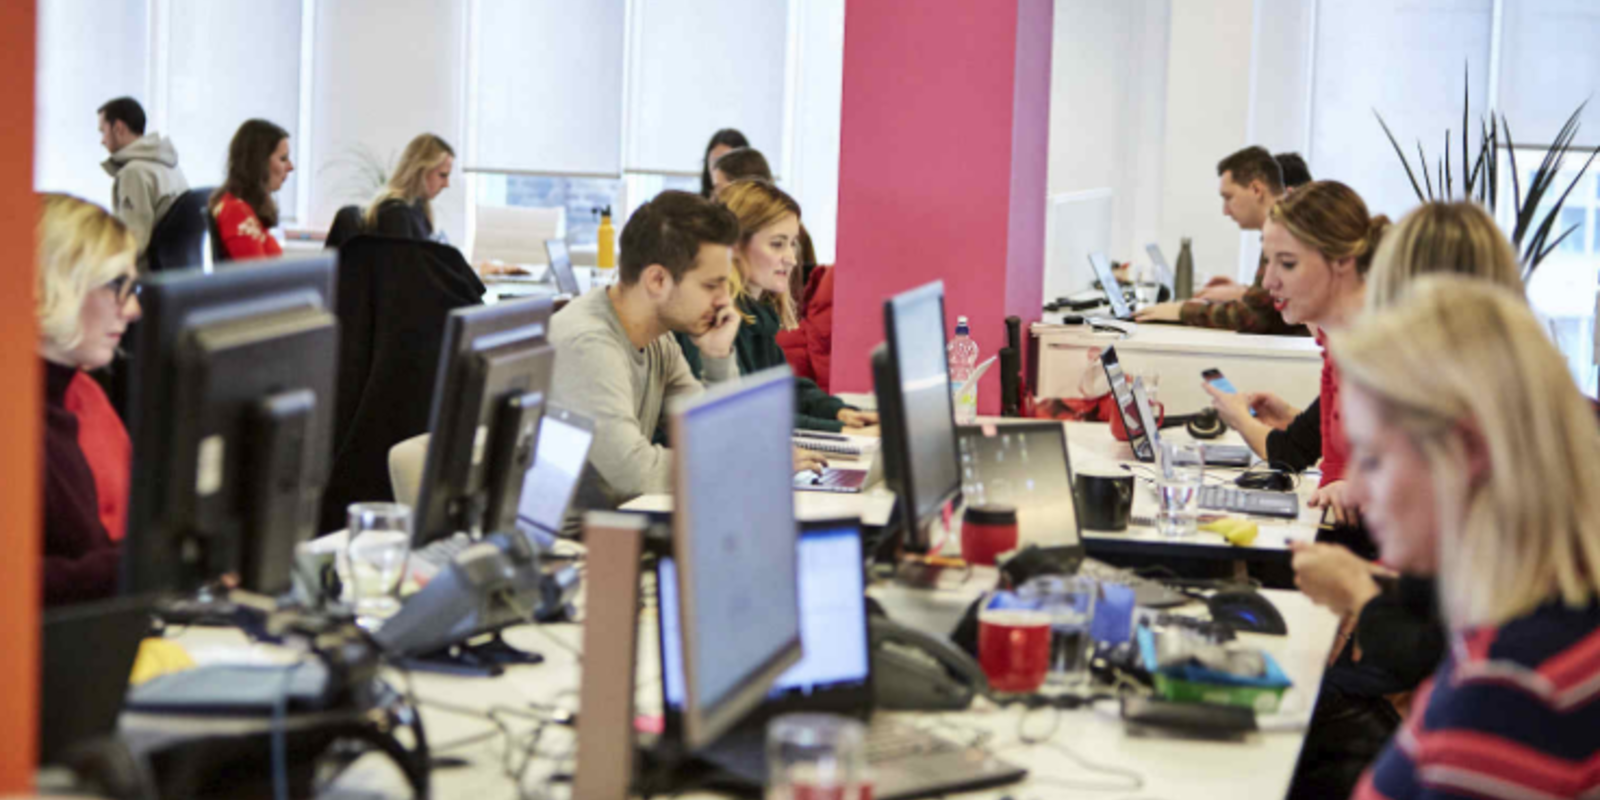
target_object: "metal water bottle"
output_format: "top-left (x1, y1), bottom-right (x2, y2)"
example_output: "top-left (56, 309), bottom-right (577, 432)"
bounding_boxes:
top-left (1174, 237), bottom-right (1195, 300)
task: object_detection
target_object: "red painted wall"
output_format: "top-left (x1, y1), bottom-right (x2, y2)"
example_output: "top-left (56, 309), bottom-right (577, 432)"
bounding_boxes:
top-left (0, 0), bottom-right (40, 785)
top-left (831, 0), bottom-right (1052, 413)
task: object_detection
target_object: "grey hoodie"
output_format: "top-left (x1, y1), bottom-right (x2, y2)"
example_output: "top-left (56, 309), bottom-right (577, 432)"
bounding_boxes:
top-left (102, 134), bottom-right (189, 267)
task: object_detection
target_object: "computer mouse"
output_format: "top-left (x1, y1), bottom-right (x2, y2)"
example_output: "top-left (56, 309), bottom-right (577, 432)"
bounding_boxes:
top-left (1206, 590), bottom-right (1287, 636)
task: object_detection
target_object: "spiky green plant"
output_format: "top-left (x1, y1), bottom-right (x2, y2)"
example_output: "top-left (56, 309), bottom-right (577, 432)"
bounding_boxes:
top-left (1375, 66), bottom-right (1597, 278)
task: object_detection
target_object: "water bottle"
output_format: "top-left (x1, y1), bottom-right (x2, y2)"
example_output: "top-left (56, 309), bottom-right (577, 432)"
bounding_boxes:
top-left (1174, 237), bottom-right (1195, 300)
top-left (948, 316), bottom-right (979, 424)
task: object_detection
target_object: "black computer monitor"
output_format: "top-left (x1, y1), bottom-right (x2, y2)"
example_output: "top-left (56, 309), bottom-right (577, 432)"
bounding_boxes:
top-left (667, 367), bottom-right (803, 750)
top-left (413, 296), bottom-right (555, 546)
top-left (872, 281), bottom-right (963, 552)
top-left (125, 255), bottom-right (339, 595)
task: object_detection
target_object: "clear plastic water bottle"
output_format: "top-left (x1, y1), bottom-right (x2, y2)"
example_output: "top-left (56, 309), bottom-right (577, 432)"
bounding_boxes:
top-left (948, 316), bottom-right (979, 424)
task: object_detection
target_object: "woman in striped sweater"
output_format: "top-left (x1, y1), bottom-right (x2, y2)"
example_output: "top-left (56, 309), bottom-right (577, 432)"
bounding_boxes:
top-left (1336, 277), bottom-right (1600, 800)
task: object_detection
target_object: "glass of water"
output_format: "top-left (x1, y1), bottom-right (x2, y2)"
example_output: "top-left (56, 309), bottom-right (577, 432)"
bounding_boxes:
top-left (347, 502), bottom-right (412, 629)
top-left (766, 713), bottom-right (871, 800)
top-left (1157, 440), bottom-right (1204, 538)
top-left (1021, 575), bottom-right (1098, 691)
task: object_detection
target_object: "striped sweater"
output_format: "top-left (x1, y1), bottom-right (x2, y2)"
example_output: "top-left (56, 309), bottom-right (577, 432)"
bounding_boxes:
top-left (1355, 599), bottom-right (1600, 800)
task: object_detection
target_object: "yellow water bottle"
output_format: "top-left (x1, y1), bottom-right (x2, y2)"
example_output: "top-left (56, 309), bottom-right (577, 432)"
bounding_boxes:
top-left (595, 205), bottom-right (616, 286)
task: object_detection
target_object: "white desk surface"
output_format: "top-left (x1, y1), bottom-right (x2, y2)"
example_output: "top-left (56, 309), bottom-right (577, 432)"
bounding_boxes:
top-left (156, 579), bottom-right (1336, 800)
top-left (1034, 318), bottom-right (1324, 358)
top-left (622, 420), bottom-right (1320, 559)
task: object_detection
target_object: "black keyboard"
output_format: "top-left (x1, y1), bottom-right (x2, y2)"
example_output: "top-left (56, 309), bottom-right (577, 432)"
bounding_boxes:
top-left (1198, 485), bottom-right (1300, 519)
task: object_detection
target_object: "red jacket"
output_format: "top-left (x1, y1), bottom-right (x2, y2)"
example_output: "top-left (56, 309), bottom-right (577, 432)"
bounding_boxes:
top-left (1316, 331), bottom-right (1349, 487)
top-left (64, 373), bottom-right (131, 541)
top-left (213, 191), bottom-right (283, 261)
top-left (777, 265), bottom-right (836, 393)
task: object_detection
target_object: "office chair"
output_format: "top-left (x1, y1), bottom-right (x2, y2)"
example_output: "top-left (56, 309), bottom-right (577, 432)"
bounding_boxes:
top-left (326, 205), bottom-right (365, 250)
top-left (388, 434), bottom-right (428, 509)
top-left (145, 186), bottom-right (213, 272)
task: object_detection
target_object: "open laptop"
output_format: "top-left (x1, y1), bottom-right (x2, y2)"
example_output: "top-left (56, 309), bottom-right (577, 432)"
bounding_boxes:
top-left (1144, 243), bottom-right (1176, 299)
top-left (543, 239), bottom-right (582, 297)
top-left (792, 446), bottom-right (883, 493)
top-left (1129, 378), bottom-right (1300, 519)
top-left (515, 404), bottom-right (594, 546)
top-left (657, 520), bottom-right (1027, 799)
top-left (1099, 346), bottom-right (1251, 467)
top-left (41, 596), bottom-right (154, 764)
top-left (1087, 252), bottom-right (1136, 321)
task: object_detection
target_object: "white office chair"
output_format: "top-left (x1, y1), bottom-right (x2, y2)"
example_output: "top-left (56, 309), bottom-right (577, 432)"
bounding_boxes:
top-left (388, 434), bottom-right (429, 509)
top-left (472, 205), bottom-right (566, 267)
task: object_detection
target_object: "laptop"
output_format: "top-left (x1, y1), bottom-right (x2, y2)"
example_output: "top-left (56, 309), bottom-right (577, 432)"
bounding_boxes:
top-left (792, 443), bottom-right (883, 494)
top-left (1129, 379), bottom-right (1300, 519)
top-left (543, 239), bottom-right (582, 297)
top-left (41, 596), bottom-right (154, 764)
top-left (1087, 252), bottom-right (1136, 321)
top-left (1099, 346), bottom-right (1251, 467)
top-left (515, 404), bottom-right (595, 546)
top-left (657, 520), bottom-right (1027, 799)
top-left (957, 422), bottom-right (1188, 606)
top-left (1145, 243), bottom-right (1176, 299)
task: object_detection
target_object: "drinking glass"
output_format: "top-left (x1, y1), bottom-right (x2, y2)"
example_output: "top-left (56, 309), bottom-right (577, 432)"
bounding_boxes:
top-left (1157, 440), bottom-right (1204, 539)
top-left (346, 502), bottom-right (412, 628)
top-left (766, 713), bottom-right (871, 800)
top-left (1021, 575), bottom-right (1098, 690)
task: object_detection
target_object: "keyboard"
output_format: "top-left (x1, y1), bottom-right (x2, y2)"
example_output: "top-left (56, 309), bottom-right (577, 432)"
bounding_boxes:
top-left (410, 532), bottom-right (474, 582)
top-left (1198, 485), bottom-right (1300, 519)
top-left (793, 467), bottom-right (868, 493)
top-left (861, 719), bottom-right (962, 764)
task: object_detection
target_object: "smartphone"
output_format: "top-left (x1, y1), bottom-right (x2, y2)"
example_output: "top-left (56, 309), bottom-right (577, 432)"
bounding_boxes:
top-left (1201, 368), bottom-right (1239, 395)
top-left (1202, 368), bottom-right (1255, 416)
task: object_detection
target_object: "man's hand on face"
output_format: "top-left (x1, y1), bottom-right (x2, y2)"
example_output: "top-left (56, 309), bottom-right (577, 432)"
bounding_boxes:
top-left (691, 305), bottom-right (741, 360)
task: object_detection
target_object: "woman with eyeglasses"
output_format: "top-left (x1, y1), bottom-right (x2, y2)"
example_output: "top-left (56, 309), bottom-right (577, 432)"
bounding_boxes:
top-left (37, 194), bottom-right (142, 606)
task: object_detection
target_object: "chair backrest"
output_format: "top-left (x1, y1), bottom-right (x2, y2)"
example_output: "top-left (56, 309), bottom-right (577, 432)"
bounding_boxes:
top-left (389, 433), bottom-right (429, 509)
top-left (326, 205), bottom-right (365, 250)
top-left (145, 186), bottom-right (214, 272)
top-left (206, 200), bottom-right (231, 266)
top-left (472, 205), bottom-right (566, 266)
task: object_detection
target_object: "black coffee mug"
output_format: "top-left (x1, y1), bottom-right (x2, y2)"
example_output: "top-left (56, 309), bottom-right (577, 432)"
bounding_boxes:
top-left (1075, 472), bottom-right (1134, 531)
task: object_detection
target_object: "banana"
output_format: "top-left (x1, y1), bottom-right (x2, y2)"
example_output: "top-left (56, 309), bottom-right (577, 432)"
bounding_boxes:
top-left (1200, 518), bottom-right (1260, 547)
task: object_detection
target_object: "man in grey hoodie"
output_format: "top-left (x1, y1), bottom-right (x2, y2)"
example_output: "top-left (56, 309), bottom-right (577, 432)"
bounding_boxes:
top-left (99, 97), bottom-right (188, 268)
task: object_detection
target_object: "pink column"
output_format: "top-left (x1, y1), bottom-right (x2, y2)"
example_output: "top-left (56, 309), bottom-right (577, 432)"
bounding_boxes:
top-left (831, 0), bottom-right (1052, 414)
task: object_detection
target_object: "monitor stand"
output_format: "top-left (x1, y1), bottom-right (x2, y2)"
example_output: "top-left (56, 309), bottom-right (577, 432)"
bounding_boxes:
top-left (396, 631), bottom-right (545, 678)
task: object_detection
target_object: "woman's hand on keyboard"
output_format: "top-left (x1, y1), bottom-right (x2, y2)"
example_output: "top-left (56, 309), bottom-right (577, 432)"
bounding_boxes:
top-left (793, 448), bottom-right (829, 474)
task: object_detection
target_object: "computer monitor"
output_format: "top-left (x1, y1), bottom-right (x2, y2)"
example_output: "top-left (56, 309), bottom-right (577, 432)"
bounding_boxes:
top-left (543, 239), bottom-right (581, 296)
top-left (125, 255), bottom-right (338, 595)
top-left (1089, 252), bottom-right (1134, 320)
top-left (658, 519), bottom-right (870, 733)
top-left (413, 296), bottom-right (556, 546)
top-left (872, 281), bottom-right (963, 552)
top-left (958, 422), bottom-right (1082, 549)
top-left (667, 367), bottom-right (803, 750)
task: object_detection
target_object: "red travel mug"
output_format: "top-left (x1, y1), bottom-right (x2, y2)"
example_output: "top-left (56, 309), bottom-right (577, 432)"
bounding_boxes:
top-left (962, 505), bottom-right (1019, 566)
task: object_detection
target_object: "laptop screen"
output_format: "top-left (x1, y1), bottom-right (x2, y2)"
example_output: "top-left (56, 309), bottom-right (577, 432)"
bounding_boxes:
top-left (959, 424), bottom-right (1080, 547)
top-left (1088, 253), bottom-right (1133, 319)
top-left (661, 523), bottom-right (869, 709)
top-left (1145, 243), bottom-right (1174, 296)
top-left (544, 240), bottom-right (580, 296)
top-left (1131, 378), bottom-right (1163, 454)
top-left (516, 409), bottom-right (594, 535)
top-left (1100, 347), bottom-right (1154, 461)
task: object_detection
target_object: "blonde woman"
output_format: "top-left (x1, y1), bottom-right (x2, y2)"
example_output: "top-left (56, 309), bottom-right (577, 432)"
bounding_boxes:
top-left (1286, 201), bottom-right (1528, 798)
top-left (363, 133), bottom-right (454, 242)
top-left (37, 194), bottom-right (141, 606)
top-left (1332, 277), bottom-right (1600, 799)
top-left (674, 180), bottom-right (877, 434)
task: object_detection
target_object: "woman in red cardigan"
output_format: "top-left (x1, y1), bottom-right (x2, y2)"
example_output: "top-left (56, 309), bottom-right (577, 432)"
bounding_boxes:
top-left (211, 118), bottom-right (294, 261)
top-left (36, 194), bottom-right (141, 606)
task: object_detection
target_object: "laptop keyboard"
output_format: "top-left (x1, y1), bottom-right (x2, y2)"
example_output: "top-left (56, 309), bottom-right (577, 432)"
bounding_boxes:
top-left (863, 719), bottom-right (962, 764)
top-left (793, 467), bottom-right (867, 493)
top-left (1198, 485), bottom-right (1301, 519)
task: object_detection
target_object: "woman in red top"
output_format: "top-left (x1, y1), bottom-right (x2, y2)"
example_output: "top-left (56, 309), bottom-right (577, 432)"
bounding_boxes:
top-left (36, 194), bottom-right (141, 606)
top-left (1202, 181), bottom-right (1389, 524)
top-left (211, 118), bottom-right (294, 261)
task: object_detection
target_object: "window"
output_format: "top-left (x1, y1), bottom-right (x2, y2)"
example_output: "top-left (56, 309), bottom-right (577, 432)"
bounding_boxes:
top-left (476, 174), bottom-right (621, 247)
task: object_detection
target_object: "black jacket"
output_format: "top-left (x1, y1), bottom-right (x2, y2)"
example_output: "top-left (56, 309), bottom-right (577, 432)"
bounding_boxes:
top-left (372, 199), bottom-right (433, 241)
top-left (675, 296), bottom-right (849, 432)
top-left (317, 236), bottom-right (485, 533)
top-left (43, 361), bottom-right (120, 606)
top-left (1266, 397), bottom-right (1322, 472)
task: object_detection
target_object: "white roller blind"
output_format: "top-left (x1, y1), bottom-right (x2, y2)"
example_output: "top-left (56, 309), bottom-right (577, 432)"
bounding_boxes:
top-left (1309, 0), bottom-right (1494, 221)
top-left (164, 0), bottom-right (304, 219)
top-left (472, 0), bottom-right (625, 176)
top-left (35, 0), bottom-right (149, 202)
top-left (1497, 0), bottom-right (1600, 149)
top-left (626, 0), bottom-right (790, 175)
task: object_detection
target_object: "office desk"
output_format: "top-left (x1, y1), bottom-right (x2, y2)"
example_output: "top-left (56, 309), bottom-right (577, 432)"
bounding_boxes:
top-left (155, 583), bottom-right (1336, 800)
top-left (1032, 321), bottom-right (1323, 414)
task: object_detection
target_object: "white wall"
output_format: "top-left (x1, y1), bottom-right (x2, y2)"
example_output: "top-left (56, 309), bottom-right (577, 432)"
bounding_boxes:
top-left (784, 0), bottom-right (845, 266)
top-left (309, 0), bottom-right (468, 244)
top-left (35, 0), bottom-right (148, 203)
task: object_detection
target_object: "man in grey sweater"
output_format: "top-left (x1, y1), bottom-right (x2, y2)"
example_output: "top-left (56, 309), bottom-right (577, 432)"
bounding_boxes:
top-left (550, 191), bottom-right (745, 523)
top-left (99, 97), bottom-right (188, 269)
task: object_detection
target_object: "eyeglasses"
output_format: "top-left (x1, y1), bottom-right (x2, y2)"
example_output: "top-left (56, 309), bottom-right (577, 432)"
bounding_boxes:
top-left (106, 274), bottom-right (141, 305)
